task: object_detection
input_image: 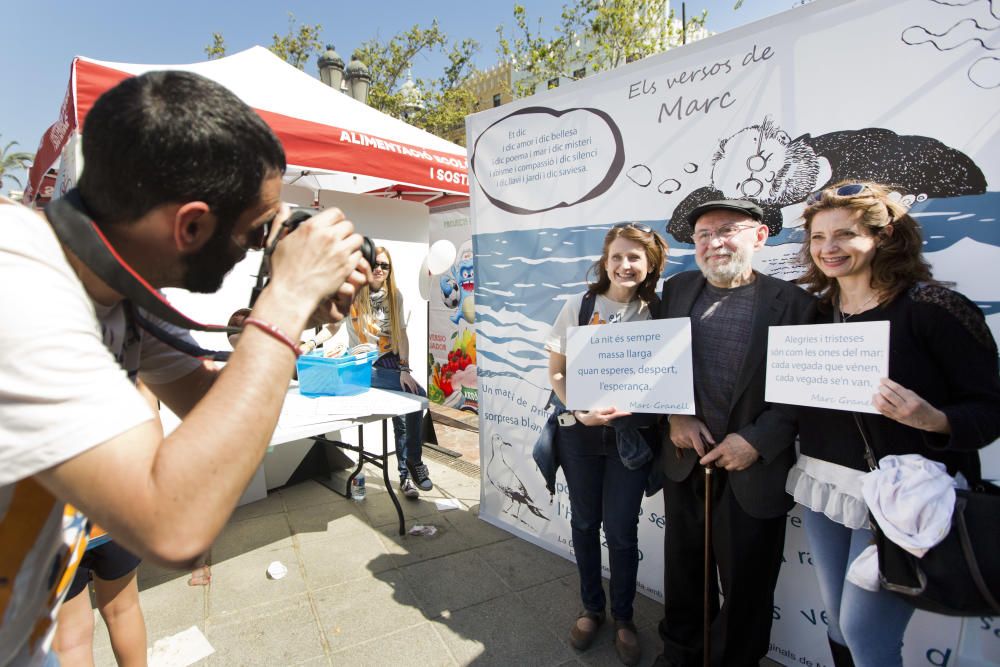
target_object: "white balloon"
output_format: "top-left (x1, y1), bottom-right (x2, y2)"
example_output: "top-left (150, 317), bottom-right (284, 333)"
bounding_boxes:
top-left (417, 256), bottom-right (433, 301)
top-left (427, 239), bottom-right (457, 275)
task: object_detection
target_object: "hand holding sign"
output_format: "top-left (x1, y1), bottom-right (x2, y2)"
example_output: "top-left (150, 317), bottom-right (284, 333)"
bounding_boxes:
top-left (874, 378), bottom-right (951, 433)
top-left (765, 322), bottom-right (889, 414)
top-left (565, 317), bottom-right (695, 414)
top-left (575, 406), bottom-right (633, 427)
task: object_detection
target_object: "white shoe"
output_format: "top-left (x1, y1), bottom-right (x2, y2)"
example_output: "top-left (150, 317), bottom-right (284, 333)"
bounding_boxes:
top-left (400, 477), bottom-right (419, 499)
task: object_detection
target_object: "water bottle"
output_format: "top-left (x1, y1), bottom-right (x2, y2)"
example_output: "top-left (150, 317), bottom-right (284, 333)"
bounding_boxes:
top-left (350, 473), bottom-right (366, 501)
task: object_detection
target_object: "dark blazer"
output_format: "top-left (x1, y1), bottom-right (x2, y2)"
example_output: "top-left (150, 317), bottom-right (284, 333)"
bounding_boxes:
top-left (658, 270), bottom-right (816, 519)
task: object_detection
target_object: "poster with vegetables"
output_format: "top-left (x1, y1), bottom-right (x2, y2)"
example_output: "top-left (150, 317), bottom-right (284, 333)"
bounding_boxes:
top-left (427, 207), bottom-right (478, 412)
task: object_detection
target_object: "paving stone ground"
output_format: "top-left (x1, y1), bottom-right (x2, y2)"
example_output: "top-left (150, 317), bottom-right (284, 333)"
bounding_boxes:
top-left (83, 412), bottom-right (779, 666)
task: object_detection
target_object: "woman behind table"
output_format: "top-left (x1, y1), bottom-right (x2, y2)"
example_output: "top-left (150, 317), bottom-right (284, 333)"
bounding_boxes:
top-left (545, 223), bottom-right (667, 666)
top-left (788, 182), bottom-right (1000, 667)
top-left (307, 246), bottom-right (432, 497)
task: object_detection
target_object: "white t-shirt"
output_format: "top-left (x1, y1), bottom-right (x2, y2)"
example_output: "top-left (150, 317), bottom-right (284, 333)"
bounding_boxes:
top-left (0, 202), bottom-right (200, 666)
top-left (545, 292), bottom-right (651, 355)
top-left (346, 289), bottom-right (407, 357)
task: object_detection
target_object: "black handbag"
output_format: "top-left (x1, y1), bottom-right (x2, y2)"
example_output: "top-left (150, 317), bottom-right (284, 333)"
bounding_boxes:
top-left (853, 413), bottom-right (1000, 616)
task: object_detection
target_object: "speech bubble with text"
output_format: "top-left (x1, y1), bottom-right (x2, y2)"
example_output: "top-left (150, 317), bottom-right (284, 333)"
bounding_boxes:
top-left (565, 317), bottom-right (695, 414)
top-left (765, 321), bottom-right (889, 414)
top-left (470, 106), bottom-right (624, 215)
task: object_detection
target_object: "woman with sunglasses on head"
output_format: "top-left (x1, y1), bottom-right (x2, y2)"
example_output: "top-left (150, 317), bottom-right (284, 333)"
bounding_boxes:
top-left (544, 222), bottom-right (668, 666)
top-left (788, 182), bottom-right (1000, 667)
top-left (306, 246), bottom-right (433, 497)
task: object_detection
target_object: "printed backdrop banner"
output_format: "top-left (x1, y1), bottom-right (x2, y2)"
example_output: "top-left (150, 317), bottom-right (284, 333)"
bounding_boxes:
top-left (427, 207), bottom-right (478, 412)
top-left (467, 0), bottom-right (1000, 665)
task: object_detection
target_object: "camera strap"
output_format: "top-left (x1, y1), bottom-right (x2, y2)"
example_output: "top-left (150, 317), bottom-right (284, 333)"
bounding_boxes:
top-left (45, 189), bottom-right (234, 361)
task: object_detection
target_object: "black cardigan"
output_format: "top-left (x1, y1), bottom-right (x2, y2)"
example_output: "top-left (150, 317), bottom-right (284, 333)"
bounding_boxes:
top-left (797, 284), bottom-right (1000, 480)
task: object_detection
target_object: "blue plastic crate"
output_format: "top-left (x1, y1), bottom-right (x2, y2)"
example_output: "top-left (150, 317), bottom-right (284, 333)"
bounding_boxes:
top-left (297, 350), bottom-right (378, 397)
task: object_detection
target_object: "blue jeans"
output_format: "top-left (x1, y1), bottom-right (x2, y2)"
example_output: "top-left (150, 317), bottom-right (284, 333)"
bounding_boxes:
top-left (802, 508), bottom-right (915, 667)
top-left (559, 427), bottom-right (650, 621)
top-left (370, 366), bottom-right (427, 478)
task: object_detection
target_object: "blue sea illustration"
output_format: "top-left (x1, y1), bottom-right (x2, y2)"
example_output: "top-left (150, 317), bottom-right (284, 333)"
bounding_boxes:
top-left (473, 192), bottom-right (1000, 393)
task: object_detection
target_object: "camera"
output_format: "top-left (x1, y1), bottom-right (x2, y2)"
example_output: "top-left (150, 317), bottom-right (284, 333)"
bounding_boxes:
top-left (249, 208), bottom-right (376, 307)
top-left (283, 209), bottom-right (376, 268)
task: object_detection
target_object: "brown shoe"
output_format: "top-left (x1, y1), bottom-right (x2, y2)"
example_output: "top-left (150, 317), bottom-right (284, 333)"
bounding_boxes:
top-left (614, 619), bottom-right (642, 666)
top-left (569, 609), bottom-right (605, 650)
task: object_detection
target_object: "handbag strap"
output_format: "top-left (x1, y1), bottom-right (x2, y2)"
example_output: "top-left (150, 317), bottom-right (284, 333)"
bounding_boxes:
top-left (546, 291), bottom-right (600, 410)
top-left (954, 496), bottom-right (1000, 614)
top-left (851, 412), bottom-right (879, 472)
top-left (836, 300), bottom-right (881, 472)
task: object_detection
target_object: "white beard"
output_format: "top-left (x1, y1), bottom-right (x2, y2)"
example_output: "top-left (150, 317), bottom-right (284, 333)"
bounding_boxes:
top-left (698, 247), bottom-right (753, 286)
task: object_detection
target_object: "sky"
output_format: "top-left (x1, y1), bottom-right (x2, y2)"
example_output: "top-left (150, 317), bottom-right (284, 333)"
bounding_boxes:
top-left (0, 0), bottom-right (795, 194)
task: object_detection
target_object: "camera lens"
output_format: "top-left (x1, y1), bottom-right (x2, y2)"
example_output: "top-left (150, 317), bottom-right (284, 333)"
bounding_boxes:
top-left (285, 209), bottom-right (375, 267)
top-left (359, 236), bottom-right (375, 269)
top-left (249, 209), bottom-right (377, 309)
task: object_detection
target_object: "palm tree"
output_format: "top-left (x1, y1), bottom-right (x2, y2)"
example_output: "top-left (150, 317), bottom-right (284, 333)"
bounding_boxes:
top-left (0, 136), bottom-right (35, 192)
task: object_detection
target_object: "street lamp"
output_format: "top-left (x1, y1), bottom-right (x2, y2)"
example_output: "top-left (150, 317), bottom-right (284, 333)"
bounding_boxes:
top-left (318, 44), bottom-right (370, 105)
top-left (317, 44), bottom-right (344, 92)
top-left (344, 50), bottom-right (371, 105)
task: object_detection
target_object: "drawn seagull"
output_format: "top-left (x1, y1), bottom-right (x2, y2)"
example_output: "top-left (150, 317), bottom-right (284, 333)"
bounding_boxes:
top-left (486, 433), bottom-right (549, 524)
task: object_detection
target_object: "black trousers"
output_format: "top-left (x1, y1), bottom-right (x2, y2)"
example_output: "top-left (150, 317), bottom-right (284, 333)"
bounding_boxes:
top-left (659, 469), bottom-right (787, 667)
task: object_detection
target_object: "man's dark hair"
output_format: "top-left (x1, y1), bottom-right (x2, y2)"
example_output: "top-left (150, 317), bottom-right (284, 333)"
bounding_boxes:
top-left (78, 70), bottom-right (286, 229)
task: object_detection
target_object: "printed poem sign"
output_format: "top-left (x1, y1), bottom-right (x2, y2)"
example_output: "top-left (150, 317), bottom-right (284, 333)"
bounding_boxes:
top-left (565, 317), bottom-right (694, 414)
top-left (765, 322), bottom-right (890, 414)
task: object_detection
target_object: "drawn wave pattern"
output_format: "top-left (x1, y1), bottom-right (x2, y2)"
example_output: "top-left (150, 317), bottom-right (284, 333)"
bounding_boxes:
top-left (472, 193), bottom-right (999, 386)
top-left (911, 192), bottom-right (1000, 251)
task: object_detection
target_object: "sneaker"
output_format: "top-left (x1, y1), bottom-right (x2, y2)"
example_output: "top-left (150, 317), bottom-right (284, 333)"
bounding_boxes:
top-left (407, 461), bottom-right (433, 491)
top-left (400, 477), bottom-right (419, 499)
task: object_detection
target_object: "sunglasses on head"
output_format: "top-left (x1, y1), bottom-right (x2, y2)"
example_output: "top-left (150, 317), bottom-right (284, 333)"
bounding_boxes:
top-left (806, 183), bottom-right (870, 205)
top-left (613, 222), bottom-right (653, 234)
top-left (373, 262), bottom-right (391, 271)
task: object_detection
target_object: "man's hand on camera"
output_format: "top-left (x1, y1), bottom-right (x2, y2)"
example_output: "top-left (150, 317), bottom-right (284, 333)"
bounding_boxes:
top-left (268, 208), bottom-right (367, 320)
top-left (305, 265), bottom-right (371, 328)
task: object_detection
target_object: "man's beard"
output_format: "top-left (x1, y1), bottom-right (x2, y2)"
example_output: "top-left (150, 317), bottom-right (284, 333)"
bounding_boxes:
top-left (182, 226), bottom-right (246, 293)
top-left (697, 246), bottom-right (752, 286)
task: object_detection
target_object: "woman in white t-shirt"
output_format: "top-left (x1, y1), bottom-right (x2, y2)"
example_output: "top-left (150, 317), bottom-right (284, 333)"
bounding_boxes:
top-left (544, 223), bottom-right (667, 666)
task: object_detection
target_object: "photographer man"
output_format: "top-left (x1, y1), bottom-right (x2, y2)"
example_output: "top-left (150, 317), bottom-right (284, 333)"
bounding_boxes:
top-left (0, 71), bottom-right (368, 665)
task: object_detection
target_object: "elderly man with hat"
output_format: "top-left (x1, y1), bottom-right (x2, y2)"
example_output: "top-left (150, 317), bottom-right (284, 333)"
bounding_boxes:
top-left (653, 200), bottom-right (814, 667)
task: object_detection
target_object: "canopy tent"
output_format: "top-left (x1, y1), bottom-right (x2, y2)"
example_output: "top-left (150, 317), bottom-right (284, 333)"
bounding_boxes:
top-left (24, 46), bottom-right (469, 207)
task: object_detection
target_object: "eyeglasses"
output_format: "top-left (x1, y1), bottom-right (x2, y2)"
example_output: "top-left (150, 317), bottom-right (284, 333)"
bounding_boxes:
top-left (806, 183), bottom-right (870, 205)
top-left (233, 214), bottom-right (276, 251)
top-left (613, 222), bottom-right (653, 234)
top-left (373, 262), bottom-right (391, 271)
top-left (692, 223), bottom-right (757, 245)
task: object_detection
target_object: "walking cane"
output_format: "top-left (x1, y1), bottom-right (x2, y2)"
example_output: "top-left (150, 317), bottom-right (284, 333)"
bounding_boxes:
top-left (702, 437), bottom-right (714, 667)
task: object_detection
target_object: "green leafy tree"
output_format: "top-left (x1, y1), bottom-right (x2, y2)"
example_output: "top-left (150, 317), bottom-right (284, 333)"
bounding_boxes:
top-left (205, 32), bottom-right (226, 60)
top-left (355, 23), bottom-right (480, 142)
top-left (269, 14), bottom-right (323, 70)
top-left (203, 14), bottom-right (323, 70)
top-left (498, 0), bottom-right (707, 97)
top-left (417, 38), bottom-right (480, 142)
top-left (203, 19), bottom-right (477, 142)
top-left (0, 137), bottom-right (34, 192)
top-left (355, 22), bottom-right (449, 118)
